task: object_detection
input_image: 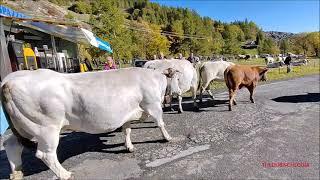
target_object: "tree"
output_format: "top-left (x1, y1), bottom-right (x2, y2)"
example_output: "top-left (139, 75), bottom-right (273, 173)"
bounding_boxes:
top-left (256, 30), bottom-right (264, 45)
top-left (90, 0), bottom-right (132, 63)
top-left (290, 33), bottom-right (309, 55)
top-left (306, 32), bottom-right (320, 57)
top-left (144, 23), bottom-right (170, 59)
top-left (279, 39), bottom-right (290, 55)
top-left (258, 38), bottom-right (280, 55)
top-left (168, 20), bottom-right (184, 54)
top-left (211, 31), bottom-right (224, 54)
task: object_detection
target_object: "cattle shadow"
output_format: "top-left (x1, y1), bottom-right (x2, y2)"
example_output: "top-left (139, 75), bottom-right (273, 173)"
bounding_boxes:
top-left (0, 126), bottom-right (165, 179)
top-left (272, 93), bottom-right (320, 103)
top-left (163, 95), bottom-right (228, 113)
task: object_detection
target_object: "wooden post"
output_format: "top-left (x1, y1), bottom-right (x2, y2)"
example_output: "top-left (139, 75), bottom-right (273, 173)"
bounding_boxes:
top-left (0, 17), bottom-right (12, 80)
top-left (51, 35), bottom-right (58, 71)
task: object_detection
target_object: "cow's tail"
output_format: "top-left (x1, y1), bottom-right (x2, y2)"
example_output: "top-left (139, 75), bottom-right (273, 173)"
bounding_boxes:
top-left (224, 67), bottom-right (233, 90)
top-left (196, 62), bottom-right (204, 92)
top-left (1, 83), bottom-right (37, 148)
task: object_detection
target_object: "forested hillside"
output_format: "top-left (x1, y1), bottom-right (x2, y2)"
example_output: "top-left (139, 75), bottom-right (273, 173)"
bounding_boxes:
top-left (8, 0), bottom-right (320, 61)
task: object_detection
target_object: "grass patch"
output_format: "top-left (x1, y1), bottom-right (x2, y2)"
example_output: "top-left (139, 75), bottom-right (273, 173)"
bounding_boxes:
top-left (242, 48), bottom-right (258, 56)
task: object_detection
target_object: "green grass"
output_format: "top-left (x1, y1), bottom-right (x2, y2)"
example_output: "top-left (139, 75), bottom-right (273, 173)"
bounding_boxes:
top-left (265, 59), bottom-right (320, 81)
top-left (242, 48), bottom-right (258, 55)
top-left (235, 58), bottom-right (265, 65)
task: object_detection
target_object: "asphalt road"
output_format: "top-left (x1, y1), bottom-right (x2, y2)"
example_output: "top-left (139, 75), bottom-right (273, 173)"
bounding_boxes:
top-left (0, 75), bottom-right (319, 179)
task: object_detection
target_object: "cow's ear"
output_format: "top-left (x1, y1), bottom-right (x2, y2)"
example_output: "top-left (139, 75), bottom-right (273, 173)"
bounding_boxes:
top-left (162, 69), bottom-right (169, 77)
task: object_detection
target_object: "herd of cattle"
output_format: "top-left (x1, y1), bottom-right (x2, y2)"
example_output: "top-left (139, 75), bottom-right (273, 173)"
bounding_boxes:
top-left (1, 59), bottom-right (269, 179)
top-left (264, 55), bottom-right (309, 68)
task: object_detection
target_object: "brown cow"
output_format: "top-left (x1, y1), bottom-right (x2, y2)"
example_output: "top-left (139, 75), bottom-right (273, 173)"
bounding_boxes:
top-left (224, 65), bottom-right (268, 111)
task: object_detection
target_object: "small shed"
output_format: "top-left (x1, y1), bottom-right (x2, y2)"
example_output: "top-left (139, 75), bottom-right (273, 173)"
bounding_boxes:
top-left (0, 5), bottom-right (112, 80)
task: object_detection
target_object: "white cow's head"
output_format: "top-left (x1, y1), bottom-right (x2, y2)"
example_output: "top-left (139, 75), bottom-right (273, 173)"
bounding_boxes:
top-left (163, 68), bottom-right (181, 96)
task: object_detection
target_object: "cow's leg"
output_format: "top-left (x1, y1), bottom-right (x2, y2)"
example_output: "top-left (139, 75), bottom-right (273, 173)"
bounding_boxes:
top-left (177, 95), bottom-right (184, 114)
top-left (35, 128), bottom-right (72, 180)
top-left (200, 80), bottom-right (211, 103)
top-left (169, 96), bottom-right (175, 112)
top-left (190, 86), bottom-right (199, 111)
top-left (3, 135), bottom-right (24, 180)
top-left (248, 84), bottom-right (256, 103)
top-left (228, 89), bottom-right (237, 111)
top-left (145, 103), bottom-right (172, 141)
top-left (207, 88), bottom-right (215, 100)
top-left (122, 122), bottom-right (134, 152)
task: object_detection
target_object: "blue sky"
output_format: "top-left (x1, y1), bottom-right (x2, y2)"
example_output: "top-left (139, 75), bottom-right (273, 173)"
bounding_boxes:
top-left (150, 0), bottom-right (319, 33)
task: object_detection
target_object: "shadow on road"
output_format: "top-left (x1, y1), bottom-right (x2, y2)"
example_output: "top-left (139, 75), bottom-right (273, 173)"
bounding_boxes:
top-left (272, 93), bottom-right (320, 103)
top-left (0, 129), bottom-right (165, 179)
top-left (163, 95), bottom-right (228, 113)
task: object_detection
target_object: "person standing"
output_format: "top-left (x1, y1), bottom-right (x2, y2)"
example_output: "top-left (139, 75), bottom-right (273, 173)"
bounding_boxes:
top-left (187, 53), bottom-right (195, 63)
top-left (84, 58), bottom-right (93, 71)
top-left (284, 54), bottom-right (292, 73)
top-left (104, 56), bottom-right (117, 70)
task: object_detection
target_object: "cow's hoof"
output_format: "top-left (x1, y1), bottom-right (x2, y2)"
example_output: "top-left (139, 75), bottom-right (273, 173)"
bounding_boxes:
top-left (170, 108), bottom-right (175, 112)
top-left (67, 172), bottom-right (75, 180)
top-left (127, 146), bottom-right (135, 152)
top-left (165, 136), bottom-right (173, 142)
top-left (178, 110), bottom-right (183, 114)
top-left (58, 171), bottom-right (73, 180)
top-left (10, 171), bottom-right (23, 180)
top-left (193, 106), bottom-right (200, 112)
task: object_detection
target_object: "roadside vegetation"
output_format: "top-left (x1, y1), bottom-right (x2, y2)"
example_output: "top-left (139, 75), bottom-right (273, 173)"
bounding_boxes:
top-left (40, 0), bottom-right (320, 62)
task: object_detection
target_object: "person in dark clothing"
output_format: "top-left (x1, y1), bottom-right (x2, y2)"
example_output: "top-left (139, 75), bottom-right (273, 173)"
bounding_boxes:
top-left (84, 58), bottom-right (93, 71)
top-left (284, 54), bottom-right (292, 73)
top-left (187, 53), bottom-right (195, 64)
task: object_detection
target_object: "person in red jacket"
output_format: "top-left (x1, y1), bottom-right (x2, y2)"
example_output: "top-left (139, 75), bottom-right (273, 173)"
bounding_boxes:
top-left (104, 56), bottom-right (117, 70)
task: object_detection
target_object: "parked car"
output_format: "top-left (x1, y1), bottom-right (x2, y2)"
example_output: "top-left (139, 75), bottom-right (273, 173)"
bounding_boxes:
top-left (133, 59), bottom-right (148, 67)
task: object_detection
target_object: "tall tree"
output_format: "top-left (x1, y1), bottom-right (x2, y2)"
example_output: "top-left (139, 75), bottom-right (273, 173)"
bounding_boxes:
top-left (258, 38), bottom-right (280, 55)
top-left (90, 0), bottom-right (132, 62)
top-left (279, 39), bottom-right (290, 55)
top-left (306, 32), bottom-right (320, 57)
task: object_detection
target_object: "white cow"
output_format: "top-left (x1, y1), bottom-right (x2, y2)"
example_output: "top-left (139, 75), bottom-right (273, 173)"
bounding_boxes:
top-left (198, 61), bottom-right (235, 102)
top-left (264, 57), bottom-right (274, 64)
top-left (144, 59), bottom-right (198, 113)
top-left (1, 68), bottom-right (178, 179)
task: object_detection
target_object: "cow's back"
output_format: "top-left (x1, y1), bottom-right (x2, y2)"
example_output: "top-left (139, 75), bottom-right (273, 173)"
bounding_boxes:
top-left (201, 61), bottom-right (234, 81)
top-left (2, 68), bottom-right (167, 134)
top-left (224, 65), bottom-right (262, 89)
top-left (144, 59), bottom-right (197, 93)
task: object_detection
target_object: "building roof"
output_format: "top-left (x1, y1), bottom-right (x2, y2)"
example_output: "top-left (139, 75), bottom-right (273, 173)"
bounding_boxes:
top-left (0, 5), bottom-right (112, 53)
